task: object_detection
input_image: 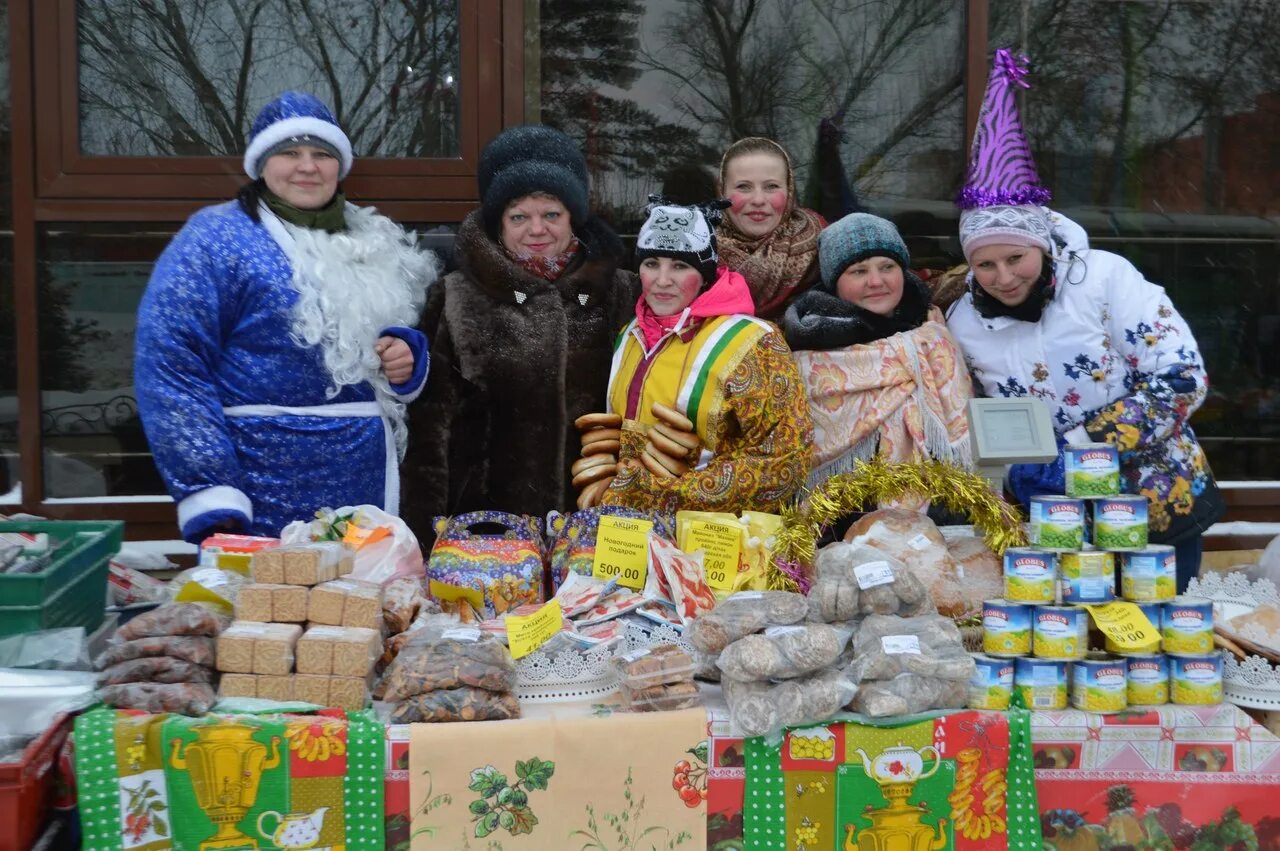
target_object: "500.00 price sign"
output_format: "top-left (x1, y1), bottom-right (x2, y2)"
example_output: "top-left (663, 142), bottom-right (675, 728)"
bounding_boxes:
top-left (592, 516), bottom-right (653, 590)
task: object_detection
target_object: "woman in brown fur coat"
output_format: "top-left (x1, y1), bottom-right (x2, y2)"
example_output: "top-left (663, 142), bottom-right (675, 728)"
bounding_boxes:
top-left (400, 126), bottom-right (636, 545)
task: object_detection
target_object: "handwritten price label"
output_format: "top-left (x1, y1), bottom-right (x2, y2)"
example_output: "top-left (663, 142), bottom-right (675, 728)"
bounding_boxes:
top-left (682, 519), bottom-right (743, 591)
top-left (592, 516), bottom-right (653, 590)
top-left (1085, 601), bottom-right (1159, 650)
top-left (507, 599), bottom-right (563, 660)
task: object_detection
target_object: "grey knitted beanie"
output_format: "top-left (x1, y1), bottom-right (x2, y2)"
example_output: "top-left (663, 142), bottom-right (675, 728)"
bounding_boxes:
top-left (817, 213), bottom-right (910, 291)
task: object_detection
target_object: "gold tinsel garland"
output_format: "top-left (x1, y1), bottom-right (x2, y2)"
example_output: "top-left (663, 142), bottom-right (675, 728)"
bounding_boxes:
top-left (769, 457), bottom-right (1027, 591)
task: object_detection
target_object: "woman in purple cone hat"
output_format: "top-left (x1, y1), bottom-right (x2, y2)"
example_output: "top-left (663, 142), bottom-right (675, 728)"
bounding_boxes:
top-left (947, 51), bottom-right (1223, 592)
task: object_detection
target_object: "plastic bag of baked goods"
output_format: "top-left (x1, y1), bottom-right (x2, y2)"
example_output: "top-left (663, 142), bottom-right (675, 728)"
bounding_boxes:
top-left (806, 541), bottom-right (932, 622)
top-left (717, 623), bottom-right (852, 682)
top-left (382, 577), bottom-right (430, 634)
top-left (96, 682), bottom-right (217, 716)
top-left (847, 615), bottom-right (975, 684)
top-left (97, 657), bottom-right (214, 686)
top-left (944, 536), bottom-right (1005, 619)
top-left (389, 687), bottom-right (521, 723)
top-left (95, 636), bottom-right (216, 669)
top-left (116, 603), bottom-right (230, 640)
top-left (685, 591), bottom-right (808, 654)
top-left (382, 624), bottom-right (516, 701)
top-left (851, 672), bottom-right (969, 718)
top-left (844, 508), bottom-right (971, 617)
top-left (724, 668), bottom-right (857, 739)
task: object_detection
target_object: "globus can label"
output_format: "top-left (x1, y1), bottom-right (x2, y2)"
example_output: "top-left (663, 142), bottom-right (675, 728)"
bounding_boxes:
top-left (1015, 656), bottom-right (1068, 710)
top-left (982, 599), bottom-right (1032, 656)
top-left (1072, 656), bottom-right (1128, 713)
top-left (1029, 497), bottom-right (1086, 550)
top-left (1003, 548), bottom-right (1057, 603)
top-left (1170, 652), bottom-right (1223, 705)
top-left (969, 654), bottom-right (1016, 710)
top-left (1162, 597), bottom-right (1214, 654)
top-left (1034, 605), bottom-right (1088, 660)
top-left (1060, 549), bottom-right (1116, 604)
top-left (1105, 602), bottom-right (1163, 654)
top-left (1126, 653), bottom-right (1170, 705)
top-left (1065, 443), bottom-right (1121, 498)
top-left (1121, 546), bottom-right (1177, 602)
top-left (1093, 496), bottom-right (1150, 550)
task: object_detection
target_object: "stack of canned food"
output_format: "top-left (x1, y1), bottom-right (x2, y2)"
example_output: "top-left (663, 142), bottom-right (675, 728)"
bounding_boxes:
top-left (967, 443), bottom-right (1222, 713)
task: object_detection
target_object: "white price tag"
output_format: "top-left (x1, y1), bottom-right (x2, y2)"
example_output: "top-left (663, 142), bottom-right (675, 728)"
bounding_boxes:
top-left (734, 591), bottom-right (764, 601)
top-left (764, 625), bottom-right (805, 638)
top-left (881, 635), bottom-right (921, 655)
top-left (855, 561), bottom-right (895, 589)
top-left (909, 534), bottom-right (933, 551)
top-left (442, 628), bottom-right (482, 642)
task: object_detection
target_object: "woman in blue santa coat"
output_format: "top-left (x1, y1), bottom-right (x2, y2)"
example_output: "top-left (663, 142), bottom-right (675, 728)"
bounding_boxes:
top-left (135, 91), bottom-right (438, 542)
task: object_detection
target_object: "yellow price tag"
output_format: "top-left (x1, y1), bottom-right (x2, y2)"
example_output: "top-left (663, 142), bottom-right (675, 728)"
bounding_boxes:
top-left (173, 580), bottom-right (235, 615)
top-left (429, 579), bottom-right (485, 613)
top-left (683, 519), bottom-right (743, 591)
top-left (592, 516), bottom-right (653, 590)
top-left (212, 552), bottom-right (252, 576)
top-left (1085, 601), bottom-right (1159, 650)
top-left (507, 599), bottom-right (564, 660)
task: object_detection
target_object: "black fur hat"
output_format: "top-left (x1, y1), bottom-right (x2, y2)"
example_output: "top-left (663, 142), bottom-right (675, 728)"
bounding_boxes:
top-left (477, 125), bottom-right (590, 237)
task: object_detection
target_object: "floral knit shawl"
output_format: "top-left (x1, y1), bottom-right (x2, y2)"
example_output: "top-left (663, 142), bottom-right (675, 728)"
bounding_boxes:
top-left (504, 236), bottom-right (582, 281)
top-left (792, 321), bottom-right (973, 500)
top-left (717, 209), bottom-right (823, 318)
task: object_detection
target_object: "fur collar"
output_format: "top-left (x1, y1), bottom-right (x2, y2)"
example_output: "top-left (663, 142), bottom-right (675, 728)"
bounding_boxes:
top-left (783, 270), bottom-right (931, 351)
top-left (454, 210), bottom-right (625, 305)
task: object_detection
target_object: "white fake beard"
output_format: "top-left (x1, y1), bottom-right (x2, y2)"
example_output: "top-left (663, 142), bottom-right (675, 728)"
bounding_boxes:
top-left (286, 205), bottom-right (437, 456)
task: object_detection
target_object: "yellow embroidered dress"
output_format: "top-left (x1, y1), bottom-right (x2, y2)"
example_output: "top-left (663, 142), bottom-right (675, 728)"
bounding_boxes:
top-left (601, 312), bottom-right (812, 514)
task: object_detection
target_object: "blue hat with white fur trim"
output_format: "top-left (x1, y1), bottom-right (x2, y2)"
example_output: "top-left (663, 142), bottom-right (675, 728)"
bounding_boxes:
top-left (243, 91), bottom-right (353, 179)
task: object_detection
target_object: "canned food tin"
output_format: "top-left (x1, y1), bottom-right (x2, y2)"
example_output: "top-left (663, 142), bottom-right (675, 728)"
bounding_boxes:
top-left (969, 654), bottom-right (1016, 710)
top-left (1029, 497), bottom-right (1086, 550)
top-left (1072, 655), bottom-right (1128, 713)
top-left (1015, 656), bottom-right (1069, 710)
top-left (983, 599), bottom-right (1033, 656)
top-left (1003, 548), bottom-right (1057, 603)
top-left (1034, 605), bottom-right (1089, 659)
top-left (1170, 652), bottom-right (1223, 705)
top-left (1065, 443), bottom-right (1121, 498)
top-left (1105, 602), bottom-right (1163, 654)
top-left (1125, 653), bottom-right (1170, 705)
top-left (1162, 596), bottom-right (1214, 654)
top-left (1060, 549), bottom-right (1116, 604)
top-left (1121, 546), bottom-right (1177, 602)
top-left (1093, 496), bottom-right (1150, 550)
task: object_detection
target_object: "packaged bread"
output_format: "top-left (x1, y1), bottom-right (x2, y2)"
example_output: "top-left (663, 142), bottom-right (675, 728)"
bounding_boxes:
top-left (296, 626), bottom-right (381, 677)
top-left (308, 579), bottom-right (384, 630)
top-left (280, 542), bottom-right (347, 586)
top-left (944, 537), bottom-right (1005, 619)
top-left (383, 577), bottom-right (428, 634)
top-left (389, 687), bottom-right (520, 723)
top-left (235, 584), bottom-right (275, 622)
top-left (97, 657), bottom-right (214, 686)
top-left (251, 548), bottom-right (285, 584)
top-left (95, 636), bottom-right (216, 670)
top-left (382, 626), bottom-right (516, 701)
top-left (235, 584), bottom-right (309, 623)
top-left (619, 680), bottom-right (701, 712)
top-left (724, 668), bottom-right (857, 739)
top-left (219, 673), bottom-right (258, 699)
top-left (612, 644), bottom-right (695, 690)
top-left (847, 615), bottom-right (975, 684)
top-left (256, 674), bottom-right (294, 701)
top-left (97, 682), bottom-right (217, 716)
top-left (685, 591), bottom-right (808, 654)
top-left (717, 623), bottom-right (849, 682)
top-left (216, 621), bottom-right (302, 675)
top-left (116, 603), bottom-right (229, 640)
top-left (845, 509), bottom-right (969, 617)
top-left (851, 672), bottom-right (969, 718)
top-left (805, 542), bottom-right (932, 620)
top-left (292, 674), bottom-right (330, 705)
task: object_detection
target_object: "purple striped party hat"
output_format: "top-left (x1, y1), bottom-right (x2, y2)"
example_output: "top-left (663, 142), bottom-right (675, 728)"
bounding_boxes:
top-left (957, 49), bottom-right (1051, 209)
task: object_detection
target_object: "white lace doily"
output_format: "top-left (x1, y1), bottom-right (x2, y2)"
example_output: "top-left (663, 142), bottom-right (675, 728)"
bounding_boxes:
top-left (513, 619), bottom-right (694, 704)
top-left (1188, 572), bottom-right (1280, 709)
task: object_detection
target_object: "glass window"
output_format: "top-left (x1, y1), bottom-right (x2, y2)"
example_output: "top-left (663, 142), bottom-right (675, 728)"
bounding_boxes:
top-left (992, 0), bottom-right (1280, 479)
top-left (527, 0), bottom-right (965, 255)
top-left (0, 3), bottom-right (15, 502)
top-left (76, 0), bottom-right (461, 158)
top-left (39, 223), bottom-right (176, 498)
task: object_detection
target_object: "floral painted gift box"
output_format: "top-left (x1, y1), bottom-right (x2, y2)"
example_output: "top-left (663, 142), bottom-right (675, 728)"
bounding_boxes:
top-left (427, 511), bottom-right (545, 619)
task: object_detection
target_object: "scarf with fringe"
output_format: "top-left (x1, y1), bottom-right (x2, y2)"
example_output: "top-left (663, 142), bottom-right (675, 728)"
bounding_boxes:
top-left (792, 321), bottom-right (973, 498)
top-left (716, 207), bottom-right (824, 317)
top-left (277, 204), bottom-right (438, 458)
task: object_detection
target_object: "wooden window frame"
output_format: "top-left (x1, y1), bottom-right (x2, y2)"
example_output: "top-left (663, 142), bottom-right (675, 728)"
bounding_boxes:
top-left (30, 0), bottom-right (513, 203)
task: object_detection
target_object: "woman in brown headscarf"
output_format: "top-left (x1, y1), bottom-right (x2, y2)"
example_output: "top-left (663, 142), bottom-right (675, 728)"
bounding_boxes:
top-left (715, 137), bottom-right (826, 320)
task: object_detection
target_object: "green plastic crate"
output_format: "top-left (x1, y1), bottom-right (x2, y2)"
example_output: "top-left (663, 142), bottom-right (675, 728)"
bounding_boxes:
top-left (0, 520), bottom-right (124, 637)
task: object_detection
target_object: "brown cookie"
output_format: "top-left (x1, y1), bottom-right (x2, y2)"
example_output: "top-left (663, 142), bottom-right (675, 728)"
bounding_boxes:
top-left (581, 428), bottom-right (622, 446)
top-left (581, 439), bottom-right (621, 458)
top-left (651, 401), bottom-right (694, 432)
top-left (571, 453), bottom-right (616, 477)
top-left (572, 462), bottom-right (618, 489)
top-left (575, 412), bottom-right (623, 431)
